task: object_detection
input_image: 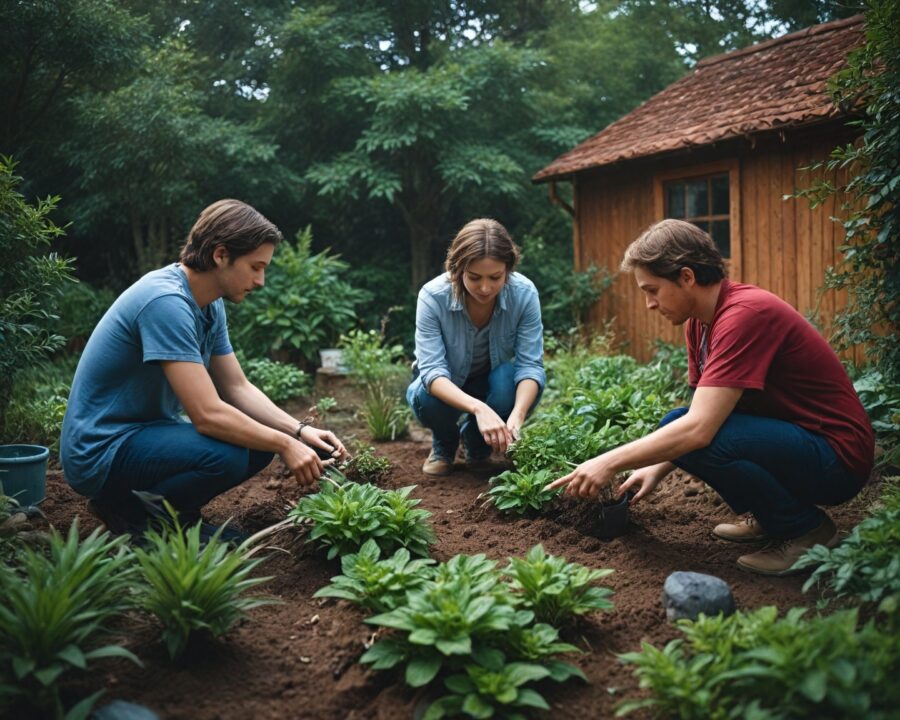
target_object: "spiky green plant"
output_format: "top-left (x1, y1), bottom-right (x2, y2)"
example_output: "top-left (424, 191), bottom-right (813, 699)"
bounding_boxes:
top-left (0, 521), bottom-right (139, 717)
top-left (132, 510), bottom-right (276, 659)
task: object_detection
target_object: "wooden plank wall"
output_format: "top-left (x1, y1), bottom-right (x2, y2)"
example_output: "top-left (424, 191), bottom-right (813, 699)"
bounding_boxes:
top-left (573, 125), bottom-right (861, 364)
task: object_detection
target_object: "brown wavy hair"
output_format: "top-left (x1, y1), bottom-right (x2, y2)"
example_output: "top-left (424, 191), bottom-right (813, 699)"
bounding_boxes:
top-left (621, 219), bottom-right (726, 286)
top-left (180, 199), bottom-right (283, 271)
top-left (444, 219), bottom-right (520, 300)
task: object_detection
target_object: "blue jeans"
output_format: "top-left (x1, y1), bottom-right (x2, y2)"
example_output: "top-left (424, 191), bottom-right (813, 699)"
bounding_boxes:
top-left (96, 422), bottom-right (273, 519)
top-left (660, 408), bottom-right (862, 538)
top-left (406, 362), bottom-right (540, 461)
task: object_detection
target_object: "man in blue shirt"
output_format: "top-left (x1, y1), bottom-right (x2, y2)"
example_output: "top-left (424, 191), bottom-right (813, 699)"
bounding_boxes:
top-left (61, 199), bottom-right (347, 538)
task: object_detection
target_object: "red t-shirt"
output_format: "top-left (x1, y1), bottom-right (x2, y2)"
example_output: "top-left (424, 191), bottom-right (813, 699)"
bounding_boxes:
top-left (686, 279), bottom-right (874, 480)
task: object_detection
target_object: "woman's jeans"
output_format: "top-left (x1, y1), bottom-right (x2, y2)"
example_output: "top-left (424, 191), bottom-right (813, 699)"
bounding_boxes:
top-left (660, 408), bottom-right (862, 539)
top-left (406, 362), bottom-right (540, 461)
top-left (95, 421), bottom-right (273, 520)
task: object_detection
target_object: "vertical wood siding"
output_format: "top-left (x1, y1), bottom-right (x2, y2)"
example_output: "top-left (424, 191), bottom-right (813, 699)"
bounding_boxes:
top-left (573, 126), bottom-right (861, 363)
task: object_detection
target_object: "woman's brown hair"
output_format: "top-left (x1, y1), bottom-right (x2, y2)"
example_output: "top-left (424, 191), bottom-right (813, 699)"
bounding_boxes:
top-left (180, 199), bottom-right (283, 271)
top-left (444, 218), bottom-right (520, 299)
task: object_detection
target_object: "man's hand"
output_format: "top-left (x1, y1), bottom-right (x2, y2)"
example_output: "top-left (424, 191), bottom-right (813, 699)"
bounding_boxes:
top-left (474, 402), bottom-right (514, 454)
top-left (300, 426), bottom-right (350, 462)
top-left (617, 462), bottom-right (672, 504)
top-left (544, 454), bottom-right (617, 498)
top-left (280, 439), bottom-right (326, 486)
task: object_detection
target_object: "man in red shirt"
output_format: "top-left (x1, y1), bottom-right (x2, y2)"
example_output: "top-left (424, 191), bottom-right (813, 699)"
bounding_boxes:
top-left (547, 219), bottom-right (874, 576)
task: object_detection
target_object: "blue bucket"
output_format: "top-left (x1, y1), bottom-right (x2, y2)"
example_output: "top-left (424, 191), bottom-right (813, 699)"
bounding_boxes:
top-left (0, 444), bottom-right (49, 506)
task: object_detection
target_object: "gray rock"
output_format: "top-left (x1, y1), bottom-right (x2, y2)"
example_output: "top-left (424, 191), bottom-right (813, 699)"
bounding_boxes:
top-left (92, 700), bottom-right (160, 720)
top-left (662, 571), bottom-right (735, 622)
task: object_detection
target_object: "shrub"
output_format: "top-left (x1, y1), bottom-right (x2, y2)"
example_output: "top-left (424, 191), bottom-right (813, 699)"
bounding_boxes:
top-left (0, 522), bottom-right (139, 717)
top-left (289, 475), bottom-right (435, 559)
top-left (503, 545), bottom-right (614, 626)
top-left (237, 352), bottom-right (310, 404)
top-left (851, 367), bottom-right (900, 466)
top-left (52, 280), bottom-right (115, 349)
top-left (617, 606), bottom-right (900, 719)
top-left (132, 510), bottom-right (276, 660)
top-left (0, 356), bottom-right (77, 448)
top-left (228, 227), bottom-right (369, 365)
top-left (0, 156), bottom-right (75, 419)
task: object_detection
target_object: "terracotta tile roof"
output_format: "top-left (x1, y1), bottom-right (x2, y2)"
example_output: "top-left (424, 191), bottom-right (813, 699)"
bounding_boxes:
top-left (534, 15), bottom-right (865, 183)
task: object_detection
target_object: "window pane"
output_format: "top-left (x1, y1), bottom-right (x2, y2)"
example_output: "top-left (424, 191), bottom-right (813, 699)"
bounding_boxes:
top-left (666, 182), bottom-right (685, 218)
top-left (693, 220), bottom-right (709, 233)
top-left (685, 179), bottom-right (708, 217)
top-left (711, 174), bottom-right (729, 215)
top-left (712, 220), bottom-right (730, 258)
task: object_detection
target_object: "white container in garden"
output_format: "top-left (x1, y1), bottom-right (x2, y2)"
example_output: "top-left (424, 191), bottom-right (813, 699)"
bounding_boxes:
top-left (319, 348), bottom-right (348, 374)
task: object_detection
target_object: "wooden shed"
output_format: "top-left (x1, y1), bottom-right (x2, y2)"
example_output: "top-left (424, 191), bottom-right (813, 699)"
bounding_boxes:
top-left (534, 15), bottom-right (866, 362)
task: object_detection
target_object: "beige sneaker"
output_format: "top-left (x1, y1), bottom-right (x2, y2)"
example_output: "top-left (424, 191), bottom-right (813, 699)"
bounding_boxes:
top-left (737, 515), bottom-right (839, 576)
top-left (713, 515), bottom-right (769, 543)
top-left (422, 453), bottom-right (453, 476)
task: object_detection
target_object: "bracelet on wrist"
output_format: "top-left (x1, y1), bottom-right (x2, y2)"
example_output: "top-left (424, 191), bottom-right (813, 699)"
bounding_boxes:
top-left (295, 420), bottom-right (310, 439)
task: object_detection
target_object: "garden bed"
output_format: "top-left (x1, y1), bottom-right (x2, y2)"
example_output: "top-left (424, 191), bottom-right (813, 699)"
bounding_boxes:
top-left (40, 407), bottom-right (876, 719)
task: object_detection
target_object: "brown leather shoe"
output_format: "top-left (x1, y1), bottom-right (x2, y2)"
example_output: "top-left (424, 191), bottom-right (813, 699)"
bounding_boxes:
top-left (422, 453), bottom-right (453, 476)
top-left (713, 515), bottom-right (769, 543)
top-left (737, 515), bottom-right (839, 576)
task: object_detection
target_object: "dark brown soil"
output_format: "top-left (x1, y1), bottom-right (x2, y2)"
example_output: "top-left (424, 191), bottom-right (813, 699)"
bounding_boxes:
top-left (35, 381), bottom-right (878, 720)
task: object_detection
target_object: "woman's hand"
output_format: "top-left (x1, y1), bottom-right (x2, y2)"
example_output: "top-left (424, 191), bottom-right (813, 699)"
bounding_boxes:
top-left (473, 402), bottom-right (514, 454)
top-left (300, 426), bottom-right (350, 462)
top-left (506, 409), bottom-right (526, 443)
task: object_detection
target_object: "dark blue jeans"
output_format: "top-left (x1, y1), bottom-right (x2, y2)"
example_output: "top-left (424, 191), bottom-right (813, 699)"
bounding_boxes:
top-left (407, 362), bottom-right (540, 461)
top-left (661, 408), bottom-right (862, 539)
top-left (96, 421), bottom-right (273, 519)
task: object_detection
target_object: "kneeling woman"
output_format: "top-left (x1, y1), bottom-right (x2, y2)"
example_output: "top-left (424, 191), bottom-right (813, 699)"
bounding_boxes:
top-left (407, 218), bottom-right (545, 475)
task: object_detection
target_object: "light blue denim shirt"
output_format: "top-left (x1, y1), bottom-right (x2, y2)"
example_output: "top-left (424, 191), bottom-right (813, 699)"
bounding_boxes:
top-left (414, 272), bottom-right (545, 392)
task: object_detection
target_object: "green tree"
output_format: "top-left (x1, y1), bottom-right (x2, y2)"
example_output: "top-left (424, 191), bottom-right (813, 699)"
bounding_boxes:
top-left (0, 158), bottom-right (74, 419)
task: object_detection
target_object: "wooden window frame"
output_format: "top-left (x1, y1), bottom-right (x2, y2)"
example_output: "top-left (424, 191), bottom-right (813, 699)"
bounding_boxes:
top-left (653, 159), bottom-right (741, 277)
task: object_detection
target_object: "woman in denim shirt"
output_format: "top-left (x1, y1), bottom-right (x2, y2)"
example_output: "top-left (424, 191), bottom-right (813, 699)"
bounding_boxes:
top-left (406, 219), bottom-right (546, 475)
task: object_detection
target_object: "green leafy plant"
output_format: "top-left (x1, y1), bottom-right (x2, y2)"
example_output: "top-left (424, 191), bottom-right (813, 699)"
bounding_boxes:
top-left (238, 353), bottom-right (310, 404)
top-left (795, 481), bottom-right (900, 619)
top-left (424, 650), bottom-right (555, 720)
top-left (0, 156), bottom-right (75, 420)
top-left (228, 227), bottom-right (369, 365)
top-left (851, 368), bottom-right (900, 466)
top-left (339, 327), bottom-right (407, 386)
top-left (341, 444), bottom-right (392, 483)
top-left (132, 509), bottom-right (276, 660)
top-left (484, 469), bottom-right (561, 515)
top-left (617, 606), bottom-right (900, 719)
top-left (504, 623), bottom-right (586, 683)
top-left (0, 521), bottom-right (139, 718)
top-left (362, 563), bottom-right (529, 688)
top-left (313, 539), bottom-right (434, 613)
top-left (504, 545), bottom-right (614, 626)
top-left (289, 476), bottom-right (435, 559)
top-left (314, 395), bottom-right (337, 425)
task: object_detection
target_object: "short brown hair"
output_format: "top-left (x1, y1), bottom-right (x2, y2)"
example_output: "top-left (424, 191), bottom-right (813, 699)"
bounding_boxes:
top-left (180, 199), bottom-right (283, 271)
top-left (445, 219), bottom-right (520, 299)
top-left (621, 219), bottom-right (726, 286)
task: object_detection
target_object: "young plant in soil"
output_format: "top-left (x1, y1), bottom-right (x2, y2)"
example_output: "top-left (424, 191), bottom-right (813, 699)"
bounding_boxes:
top-left (503, 623), bottom-right (586, 683)
top-left (290, 477), bottom-right (435, 559)
top-left (341, 444), bottom-right (392, 483)
top-left (423, 650), bottom-right (556, 720)
top-left (132, 510), bottom-right (276, 660)
top-left (362, 563), bottom-right (528, 687)
top-left (503, 544), bottom-right (614, 627)
top-left (361, 383), bottom-right (410, 441)
top-left (483, 469), bottom-right (561, 515)
top-left (0, 521), bottom-right (139, 718)
top-left (313, 538), bottom-right (435, 613)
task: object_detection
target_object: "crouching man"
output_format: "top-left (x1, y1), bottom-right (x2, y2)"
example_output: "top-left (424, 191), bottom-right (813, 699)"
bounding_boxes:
top-left (61, 199), bottom-right (347, 538)
top-left (547, 219), bottom-right (874, 576)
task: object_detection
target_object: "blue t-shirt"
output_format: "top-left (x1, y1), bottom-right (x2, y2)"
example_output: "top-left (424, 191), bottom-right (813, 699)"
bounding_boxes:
top-left (61, 264), bottom-right (232, 497)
